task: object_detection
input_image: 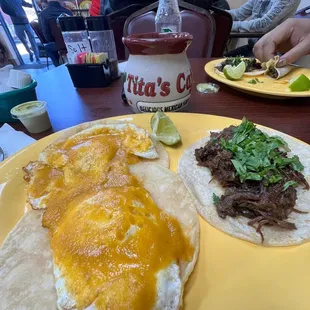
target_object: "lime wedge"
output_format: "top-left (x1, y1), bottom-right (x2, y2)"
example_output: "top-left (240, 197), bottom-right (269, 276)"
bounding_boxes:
top-left (150, 111), bottom-right (181, 146)
top-left (223, 61), bottom-right (246, 81)
top-left (289, 74), bottom-right (310, 92)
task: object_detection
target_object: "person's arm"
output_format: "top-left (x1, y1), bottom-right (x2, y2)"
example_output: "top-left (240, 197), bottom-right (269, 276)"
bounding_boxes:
top-left (253, 18), bottom-right (310, 66)
top-left (22, 1), bottom-right (33, 8)
top-left (232, 1), bottom-right (300, 33)
top-left (39, 13), bottom-right (53, 42)
top-left (213, 0), bottom-right (230, 10)
top-left (227, 0), bottom-right (254, 22)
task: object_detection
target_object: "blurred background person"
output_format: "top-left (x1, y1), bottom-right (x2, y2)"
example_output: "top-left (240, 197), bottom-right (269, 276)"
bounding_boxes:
top-left (90, 0), bottom-right (112, 15)
top-left (93, 0), bottom-right (227, 15)
top-left (226, 0), bottom-right (301, 57)
top-left (38, 0), bottom-right (72, 66)
top-left (0, 0), bottom-right (41, 63)
top-left (213, 0), bottom-right (230, 10)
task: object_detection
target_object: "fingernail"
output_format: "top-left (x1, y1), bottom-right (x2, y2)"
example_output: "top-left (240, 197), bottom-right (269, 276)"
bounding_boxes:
top-left (278, 59), bottom-right (287, 67)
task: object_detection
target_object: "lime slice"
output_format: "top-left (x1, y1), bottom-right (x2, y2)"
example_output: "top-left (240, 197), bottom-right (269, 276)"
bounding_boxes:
top-left (288, 74), bottom-right (310, 92)
top-left (150, 111), bottom-right (181, 146)
top-left (223, 61), bottom-right (246, 81)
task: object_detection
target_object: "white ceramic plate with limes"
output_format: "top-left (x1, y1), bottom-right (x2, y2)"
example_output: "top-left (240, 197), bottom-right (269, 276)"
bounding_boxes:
top-left (205, 59), bottom-right (310, 99)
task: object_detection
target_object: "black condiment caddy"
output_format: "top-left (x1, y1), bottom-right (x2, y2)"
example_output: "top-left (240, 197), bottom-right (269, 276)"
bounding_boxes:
top-left (66, 61), bottom-right (112, 88)
top-left (59, 15), bottom-right (118, 88)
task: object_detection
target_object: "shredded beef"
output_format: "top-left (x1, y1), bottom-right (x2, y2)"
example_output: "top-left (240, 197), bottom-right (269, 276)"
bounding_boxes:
top-left (195, 127), bottom-right (309, 242)
top-left (216, 58), bottom-right (262, 73)
top-left (268, 66), bottom-right (278, 79)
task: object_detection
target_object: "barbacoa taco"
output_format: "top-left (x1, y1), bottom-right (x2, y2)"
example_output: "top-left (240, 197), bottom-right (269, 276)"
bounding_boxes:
top-left (178, 118), bottom-right (310, 246)
top-left (215, 57), bottom-right (266, 76)
top-left (262, 56), bottom-right (293, 79)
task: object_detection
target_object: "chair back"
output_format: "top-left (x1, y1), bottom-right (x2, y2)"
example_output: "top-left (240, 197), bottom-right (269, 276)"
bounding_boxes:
top-left (124, 1), bottom-right (216, 58)
top-left (48, 19), bottom-right (67, 54)
top-left (30, 19), bottom-right (48, 44)
top-left (107, 4), bottom-right (145, 60)
top-left (127, 11), bottom-right (155, 34)
top-left (295, 5), bottom-right (310, 18)
top-left (210, 6), bottom-right (232, 57)
top-left (181, 9), bottom-right (215, 57)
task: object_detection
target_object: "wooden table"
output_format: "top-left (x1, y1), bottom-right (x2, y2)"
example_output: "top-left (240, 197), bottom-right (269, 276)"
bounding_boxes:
top-left (6, 58), bottom-right (310, 143)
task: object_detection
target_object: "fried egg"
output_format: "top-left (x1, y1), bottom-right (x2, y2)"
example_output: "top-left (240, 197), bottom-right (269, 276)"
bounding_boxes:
top-left (55, 263), bottom-right (182, 310)
top-left (22, 123), bottom-right (197, 310)
top-left (24, 123), bottom-right (159, 210)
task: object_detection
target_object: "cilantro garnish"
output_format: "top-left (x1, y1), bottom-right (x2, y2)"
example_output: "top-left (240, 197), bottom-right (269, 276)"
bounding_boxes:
top-left (248, 78), bottom-right (263, 85)
top-left (220, 57), bottom-right (261, 72)
top-left (283, 181), bottom-right (298, 191)
top-left (224, 56), bottom-right (243, 67)
top-left (213, 193), bottom-right (221, 205)
top-left (248, 79), bottom-right (257, 85)
top-left (221, 118), bottom-right (304, 187)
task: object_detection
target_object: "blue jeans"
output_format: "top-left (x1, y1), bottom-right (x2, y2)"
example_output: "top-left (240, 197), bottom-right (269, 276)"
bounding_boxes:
top-left (14, 23), bottom-right (40, 60)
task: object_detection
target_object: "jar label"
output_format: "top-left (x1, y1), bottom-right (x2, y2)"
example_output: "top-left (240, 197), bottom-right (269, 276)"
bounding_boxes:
top-left (133, 94), bottom-right (190, 113)
top-left (124, 54), bottom-right (192, 114)
top-left (161, 26), bottom-right (177, 33)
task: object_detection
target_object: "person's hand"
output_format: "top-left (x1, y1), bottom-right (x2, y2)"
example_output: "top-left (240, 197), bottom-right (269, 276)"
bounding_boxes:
top-left (253, 18), bottom-right (310, 67)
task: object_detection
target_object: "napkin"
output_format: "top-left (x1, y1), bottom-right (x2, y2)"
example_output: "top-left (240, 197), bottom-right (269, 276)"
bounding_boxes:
top-left (0, 84), bottom-right (14, 94)
top-left (0, 65), bottom-right (32, 94)
top-left (7, 69), bottom-right (32, 89)
top-left (0, 64), bottom-right (13, 84)
top-left (0, 65), bottom-right (14, 94)
top-left (0, 124), bottom-right (36, 160)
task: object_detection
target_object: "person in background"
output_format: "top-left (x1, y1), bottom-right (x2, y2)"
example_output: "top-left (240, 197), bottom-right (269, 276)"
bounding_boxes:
top-left (226, 0), bottom-right (301, 57)
top-left (254, 18), bottom-right (310, 66)
top-left (90, 0), bottom-right (112, 16)
top-left (89, 0), bottom-right (101, 15)
top-left (213, 0), bottom-right (230, 10)
top-left (89, 0), bottom-right (229, 15)
top-left (0, 0), bottom-right (41, 63)
top-left (102, 0), bottom-right (224, 14)
top-left (38, 0), bottom-right (72, 66)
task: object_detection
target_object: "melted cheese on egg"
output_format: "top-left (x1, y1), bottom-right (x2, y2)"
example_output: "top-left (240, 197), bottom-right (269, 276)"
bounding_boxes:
top-left (24, 124), bottom-right (193, 309)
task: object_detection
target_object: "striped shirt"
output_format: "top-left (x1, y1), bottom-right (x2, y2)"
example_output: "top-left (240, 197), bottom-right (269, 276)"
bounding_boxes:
top-left (228, 0), bottom-right (301, 32)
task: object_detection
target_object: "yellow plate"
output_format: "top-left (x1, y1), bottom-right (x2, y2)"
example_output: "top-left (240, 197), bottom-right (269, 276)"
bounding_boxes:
top-left (205, 59), bottom-right (310, 98)
top-left (1, 113), bottom-right (310, 310)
